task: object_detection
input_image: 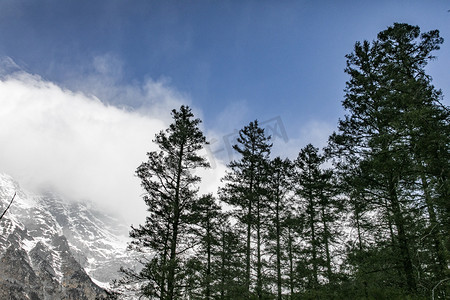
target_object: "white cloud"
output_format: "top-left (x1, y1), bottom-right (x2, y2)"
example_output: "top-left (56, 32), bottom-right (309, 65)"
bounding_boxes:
top-left (0, 56), bottom-right (337, 228)
top-left (271, 120), bottom-right (335, 160)
top-left (201, 112), bottom-right (336, 167)
top-left (0, 68), bottom-right (226, 225)
top-left (214, 100), bottom-right (250, 133)
top-left (56, 54), bottom-right (189, 120)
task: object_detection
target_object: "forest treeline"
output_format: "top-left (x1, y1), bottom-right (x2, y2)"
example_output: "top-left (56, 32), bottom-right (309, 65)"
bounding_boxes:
top-left (117, 23), bottom-right (449, 299)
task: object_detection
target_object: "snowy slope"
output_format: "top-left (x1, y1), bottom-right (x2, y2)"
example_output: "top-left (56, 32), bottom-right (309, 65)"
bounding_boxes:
top-left (0, 173), bottom-right (137, 298)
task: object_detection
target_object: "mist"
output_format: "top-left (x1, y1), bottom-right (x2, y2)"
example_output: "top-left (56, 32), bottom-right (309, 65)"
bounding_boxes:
top-left (0, 70), bottom-right (225, 225)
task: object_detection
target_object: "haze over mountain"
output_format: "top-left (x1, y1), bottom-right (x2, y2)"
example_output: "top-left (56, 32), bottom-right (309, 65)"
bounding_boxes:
top-left (0, 173), bottom-right (139, 299)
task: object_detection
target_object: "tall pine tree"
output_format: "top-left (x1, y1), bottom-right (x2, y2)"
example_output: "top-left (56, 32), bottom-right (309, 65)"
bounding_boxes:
top-left (219, 120), bottom-right (272, 299)
top-left (266, 157), bottom-right (293, 300)
top-left (124, 105), bottom-right (209, 300)
top-left (293, 144), bottom-right (339, 295)
top-left (329, 23), bottom-right (448, 297)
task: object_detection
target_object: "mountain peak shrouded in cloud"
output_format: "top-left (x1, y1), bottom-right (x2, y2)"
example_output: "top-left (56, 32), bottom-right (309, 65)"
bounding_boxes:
top-left (0, 60), bottom-right (225, 225)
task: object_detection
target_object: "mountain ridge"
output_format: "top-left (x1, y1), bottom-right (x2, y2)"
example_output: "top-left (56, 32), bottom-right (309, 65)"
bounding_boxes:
top-left (0, 173), bottom-right (137, 299)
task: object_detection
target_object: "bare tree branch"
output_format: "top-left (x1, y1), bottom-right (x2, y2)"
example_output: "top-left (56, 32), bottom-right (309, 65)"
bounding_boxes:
top-left (0, 192), bottom-right (16, 221)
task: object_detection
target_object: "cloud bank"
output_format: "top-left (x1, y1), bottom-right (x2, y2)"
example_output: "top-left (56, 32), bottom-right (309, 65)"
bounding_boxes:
top-left (0, 67), bottom-right (224, 225)
top-left (0, 55), bottom-right (335, 227)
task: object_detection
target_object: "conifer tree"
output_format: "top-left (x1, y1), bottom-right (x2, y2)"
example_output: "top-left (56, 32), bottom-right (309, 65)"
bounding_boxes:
top-left (124, 105), bottom-right (209, 300)
top-left (219, 120), bottom-right (272, 298)
top-left (283, 212), bottom-right (304, 298)
top-left (329, 23), bottom-right (448, 296)
top-left (188, 194), bottom-right (222, 300)
top-left (293, 144), bottom-right (323, 288)
top-left (265, 157), bottom-right (292, 300)
top-left (293, 144), bottom-right (339, 293)
top-left (216, 219), bottom-right (247, 300)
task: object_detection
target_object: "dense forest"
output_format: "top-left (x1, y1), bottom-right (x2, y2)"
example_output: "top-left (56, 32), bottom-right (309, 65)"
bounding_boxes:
top-left (117, 23), bottom-right (449, 299)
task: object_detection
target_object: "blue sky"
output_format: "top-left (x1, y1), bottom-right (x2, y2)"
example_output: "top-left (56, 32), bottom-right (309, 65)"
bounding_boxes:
top-left (2, 1), bottom-right (449, 129)
top-left (0, 0), bottom-right (449, 222)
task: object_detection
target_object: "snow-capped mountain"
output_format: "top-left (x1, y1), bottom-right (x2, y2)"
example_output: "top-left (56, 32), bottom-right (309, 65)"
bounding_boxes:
top-left (0, 173), bottom-right (138, 299)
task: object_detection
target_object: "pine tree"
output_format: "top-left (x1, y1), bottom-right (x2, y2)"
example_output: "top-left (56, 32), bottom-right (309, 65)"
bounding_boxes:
top-left (216, 219), bottom-right (247, 300)
top-left (293, 144), bottom-right (323, 288)
top-left (317, 167), bottom-right (339, 285)
top-left (283, 212), bottom-right (304, 298)
top-left (329, 23), bottom-right (448, 296)
top-left (293, 144), bottom-right (340, 295)
top-left (188, 194), bottom-right (222, 300)
top-left (124, 105), bottom-right (209, 299)
top-left (219, 120), bottom-right (272, 299)
top-left (265, 157), bottom-right (292, 300)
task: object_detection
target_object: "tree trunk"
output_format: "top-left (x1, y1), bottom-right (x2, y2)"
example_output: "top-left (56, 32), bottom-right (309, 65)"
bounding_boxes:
top-left (353, 198), bottom-right (368, 300)
top-left (206, 218), bottom-right (211, 300)
top-left (220, 230), bottom-right (226, 300)
top-left (321, 204), bottom-right (332, 282)
top-left (308, 192), bottom-right (318, 287)
top-left (246, 199), bottom-right (252, 297)
top-left (288, 226), bottom-right (294, 298)
top-left (167, 211), bottom-right (179, 300)
top-left (160, 222), bottom-right (171, 300)
top-left (388, 176), bottom-right (417, 292)
top-left (256, 195), bottom-right (262, 299)
top-left (167, 143), bottom-right (185, 300)
top-left (276, 193), bottom-right (282, 300)
top-left (421, 173), bottom-right (448, 277)
top-left (246, 169), bottom-right (254, 297)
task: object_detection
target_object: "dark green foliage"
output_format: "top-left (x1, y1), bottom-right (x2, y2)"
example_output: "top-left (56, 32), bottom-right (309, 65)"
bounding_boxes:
top-left (265, 157), bottom-right (293, 300)
top-left (293, 144), bottom-right (323, 288)
top-left (121, 22), bottom-right (449, 300)
top-left (215, 221), bottom-right (248, 299)
top-left (328, 23), bottom-right (449, 298)
top-left (220, 120), bottom-right (272, 299)
top-left (121, 105), bottom-right (210, 299)
top-left (292, 144), bottom-right (341, 291)
top-left (188, 194), bottom-right (220, 299)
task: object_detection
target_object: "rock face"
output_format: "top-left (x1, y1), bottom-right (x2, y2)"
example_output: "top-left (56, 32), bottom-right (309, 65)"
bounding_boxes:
top-left (0, 173), bottom-right (134, 299)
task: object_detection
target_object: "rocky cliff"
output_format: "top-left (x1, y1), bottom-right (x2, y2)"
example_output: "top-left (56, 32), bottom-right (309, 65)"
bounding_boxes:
top-left (0, 173), bottom-right (135, 299)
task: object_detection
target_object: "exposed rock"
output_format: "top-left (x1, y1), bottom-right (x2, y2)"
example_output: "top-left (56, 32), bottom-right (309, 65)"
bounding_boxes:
top-left (0, 173), bottom-right (123, 299)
